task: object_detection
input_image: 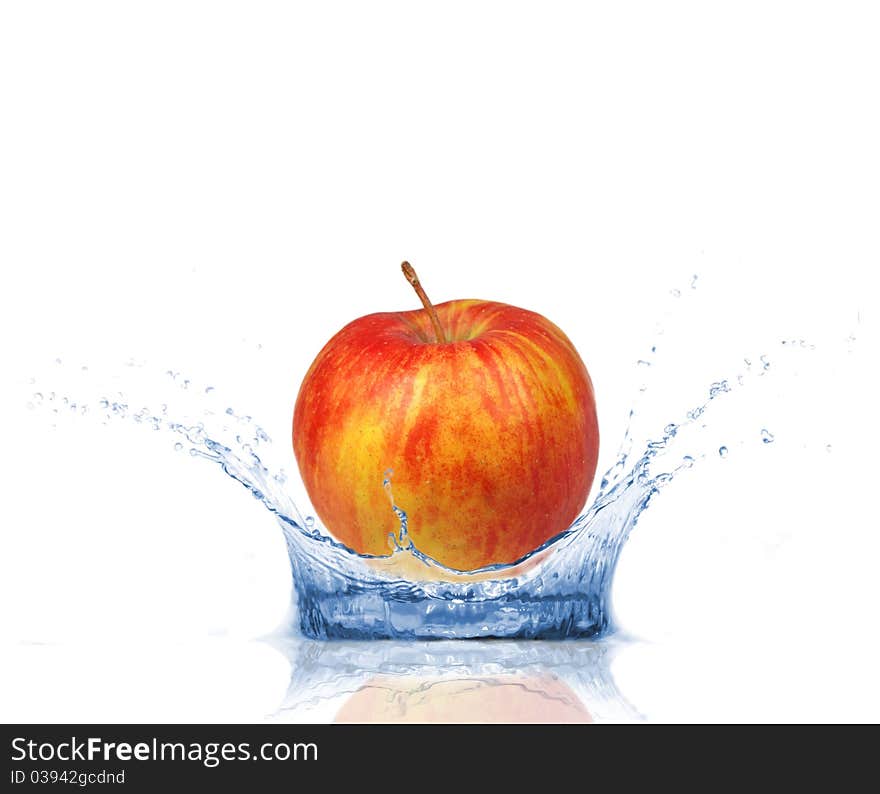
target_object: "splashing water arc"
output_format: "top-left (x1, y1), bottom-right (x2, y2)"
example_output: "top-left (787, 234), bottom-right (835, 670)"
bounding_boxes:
top-left (31, 371), bottom-right (768, 640)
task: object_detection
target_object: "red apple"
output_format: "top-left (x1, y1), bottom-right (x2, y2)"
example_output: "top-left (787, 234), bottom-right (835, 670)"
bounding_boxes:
top-left (292, 262), bottom-right (599, 571)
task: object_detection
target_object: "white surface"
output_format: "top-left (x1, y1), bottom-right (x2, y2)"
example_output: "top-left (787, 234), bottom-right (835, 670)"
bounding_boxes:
top-left (1, 1), bottom-right (878, 722)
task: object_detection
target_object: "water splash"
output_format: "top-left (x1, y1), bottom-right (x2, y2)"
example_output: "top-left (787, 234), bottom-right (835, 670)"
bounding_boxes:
top-left (27, 339), bottom-right (785, 640)
top-left (382, 471), bottom-right (410, 551)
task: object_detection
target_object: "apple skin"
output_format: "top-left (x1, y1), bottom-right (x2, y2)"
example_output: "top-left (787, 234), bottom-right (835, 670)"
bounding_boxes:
top-left (292, 298), bottom-right (599, 571)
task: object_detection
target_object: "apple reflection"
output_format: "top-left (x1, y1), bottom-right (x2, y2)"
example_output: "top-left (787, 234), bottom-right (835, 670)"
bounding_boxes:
top-left (269, 638), bottom-right (639, 724)
top-left (334, 672), bottom-right (592, 723)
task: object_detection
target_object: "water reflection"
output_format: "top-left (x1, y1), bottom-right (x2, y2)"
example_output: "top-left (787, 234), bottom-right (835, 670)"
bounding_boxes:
top-left (268, 638), bottom-right (640, 723)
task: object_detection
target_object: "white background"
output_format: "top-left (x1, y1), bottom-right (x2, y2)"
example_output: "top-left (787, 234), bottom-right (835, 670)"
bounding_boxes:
top-left (1, 1), bottom-right (878, 722)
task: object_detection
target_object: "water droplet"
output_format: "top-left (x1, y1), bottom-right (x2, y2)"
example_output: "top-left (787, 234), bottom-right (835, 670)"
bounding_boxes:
top-left (825, 444), bottom-right (832, 453)
top-left (174, 442), bottom-right (183, 451)
top-left (719, 446), bottom-right (729, 458)
top-left (226, 407), bottom-right (234, 415)
top-left (54, 358), bottom-right (62, 365)
top-left (182, 379), bottom-right (191, 389)
top-left (682, 455), bottom-right (694, 468)
top-left (761, 429), bottom-right (775, 444)
top-left (651, 346), bottom-right (656, 353)
top-left (670, 288), bottom-right (681, 298)
top-left (709, 380), bottom-right (731, 398)
top-left (33, 392), bottom-right (43, 403)
top-left (205, 386), bottom-right (215, 394)
top-left (759, 354), bottom-right (770, 373)
top-left (637, 359), bottom-right (651, 367)
top-left (690, 274), bottom-right (698, 289)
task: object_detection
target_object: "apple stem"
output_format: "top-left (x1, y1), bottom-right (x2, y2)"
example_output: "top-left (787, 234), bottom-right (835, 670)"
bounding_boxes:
top-left (401, 261), bottom-right (447, 343)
